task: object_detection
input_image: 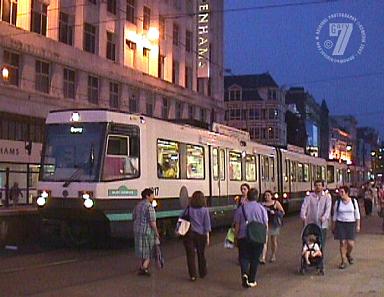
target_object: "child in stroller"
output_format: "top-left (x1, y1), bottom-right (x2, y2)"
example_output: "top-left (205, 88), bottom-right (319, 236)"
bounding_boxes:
top-left (300, 224), bottom-right (324, 275)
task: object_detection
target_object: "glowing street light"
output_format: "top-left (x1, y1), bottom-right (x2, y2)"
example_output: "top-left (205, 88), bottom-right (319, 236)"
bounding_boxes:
top-left (1, 66), bottom-right (9, 81)
top-left (147, 27), bottom-right (160, 41)
top-left (346, 145), bottom-right (352, 152)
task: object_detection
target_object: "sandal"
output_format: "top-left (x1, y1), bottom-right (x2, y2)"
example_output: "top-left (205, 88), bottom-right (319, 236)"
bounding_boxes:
top-left (338, 262), bottom-right (346, 269)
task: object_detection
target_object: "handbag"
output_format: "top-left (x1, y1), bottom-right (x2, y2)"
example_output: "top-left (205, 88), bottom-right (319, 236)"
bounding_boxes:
top-left (175, 207), bottom-right (191, 236)
top-left (241, 205), bottom-right (267, 244)
top-left (224, 227), bottom-right (236, 249)
top-left (271, 211), bottom-right (284, 227)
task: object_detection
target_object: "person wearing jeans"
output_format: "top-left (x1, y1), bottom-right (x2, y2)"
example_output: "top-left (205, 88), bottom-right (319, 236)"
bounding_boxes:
top-left (234, 188), bottom-right (268, 288)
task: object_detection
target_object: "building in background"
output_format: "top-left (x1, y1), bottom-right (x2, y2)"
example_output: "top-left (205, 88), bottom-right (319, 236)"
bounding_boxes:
top-left (357, 127), bottom-right (381, 179)
top-left (285, 87), bottom-right (329, 158)
top-left (224, 73), bottom-right (287, 146)
top-left (0, 0), bottom-right (224, 205)
top-left (329, 117), bottom-right (353, 164)
top-left (371, 145), bottom-right (384, 182)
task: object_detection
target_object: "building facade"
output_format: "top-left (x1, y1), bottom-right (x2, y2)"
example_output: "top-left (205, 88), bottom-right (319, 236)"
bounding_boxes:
top-left (328, 116), bottom-right (353, 164)
top-left (357, 127), bottom-right (381, 178)
top-left (224, 73), bottom-right (287, 146)
top-left (285, 87), bottom-right (329, 158)
top-left (0, 0), bottom-right (224, 205)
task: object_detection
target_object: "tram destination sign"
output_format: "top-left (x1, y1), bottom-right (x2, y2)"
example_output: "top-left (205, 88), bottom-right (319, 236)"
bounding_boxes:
top-left (108, 186), bottom-right (138, 197)
top-left (198, 0), bottom-right (210, 78)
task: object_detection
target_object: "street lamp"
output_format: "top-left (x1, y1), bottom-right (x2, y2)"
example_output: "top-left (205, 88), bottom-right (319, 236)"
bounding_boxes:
top-left (1, 66), bottom-right (9, 81)
top-left (147, 27), bottom-right (160, 41)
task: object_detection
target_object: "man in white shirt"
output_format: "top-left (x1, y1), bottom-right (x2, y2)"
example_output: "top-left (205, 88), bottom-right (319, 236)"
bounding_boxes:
top-left (300, 180), bottom-right (332, 247)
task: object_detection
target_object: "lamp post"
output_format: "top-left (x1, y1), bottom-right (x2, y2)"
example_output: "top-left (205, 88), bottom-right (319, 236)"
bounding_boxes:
top-left (1, 66), bottom-right (10, 81)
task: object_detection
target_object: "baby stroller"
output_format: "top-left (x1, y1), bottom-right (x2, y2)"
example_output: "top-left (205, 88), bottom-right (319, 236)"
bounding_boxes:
top-left (299, 223), bottom-right (324, 275)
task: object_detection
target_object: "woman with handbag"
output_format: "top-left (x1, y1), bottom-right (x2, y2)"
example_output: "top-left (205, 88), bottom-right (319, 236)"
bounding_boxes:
top-left (182, 191), bottom-right (211, 281)
top-left (260, 190), bottom-right (285, 263)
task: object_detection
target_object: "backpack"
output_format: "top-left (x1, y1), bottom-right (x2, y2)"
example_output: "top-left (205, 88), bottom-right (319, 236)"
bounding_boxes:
top-left (241, 205), bottom-right (267, 244)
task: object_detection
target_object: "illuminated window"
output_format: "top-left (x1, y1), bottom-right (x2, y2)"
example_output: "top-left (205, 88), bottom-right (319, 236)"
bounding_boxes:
top-left (3, 50), bottom-right (19, 86)
top-left (186, 145), bottom-right (205, 179)
top-left (157, 140), bottom-right (180, 179)
top-left (102, 132), bottom-right (140, 181)
top-left (297, 163), bottom-right (304, 182)
top-left (303, 164), bottom-right (309, 182)
top-left (229, 151), bottom-right (242, 181)
top-left (245, 155), bottom-right (256, 182)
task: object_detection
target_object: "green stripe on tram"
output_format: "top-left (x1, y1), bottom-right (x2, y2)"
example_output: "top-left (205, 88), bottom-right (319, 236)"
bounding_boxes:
top-left (106, 205), bottom-right (236, 222)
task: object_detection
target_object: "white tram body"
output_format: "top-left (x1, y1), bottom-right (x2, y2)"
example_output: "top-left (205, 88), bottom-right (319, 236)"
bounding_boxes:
top-left (37, 109), bottom-right (366, 241)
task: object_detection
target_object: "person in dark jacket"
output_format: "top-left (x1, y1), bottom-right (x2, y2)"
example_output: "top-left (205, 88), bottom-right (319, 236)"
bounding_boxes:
top-left (234, 188), bottom-right (268, 288)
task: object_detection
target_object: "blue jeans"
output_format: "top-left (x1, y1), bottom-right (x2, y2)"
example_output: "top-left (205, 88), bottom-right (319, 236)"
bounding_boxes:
top-left (238, 238), bottom-right (264, 283)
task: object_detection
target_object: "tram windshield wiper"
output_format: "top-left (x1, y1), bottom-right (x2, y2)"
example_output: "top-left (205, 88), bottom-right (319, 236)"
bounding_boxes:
top-left (62, 146), bottom-right (95, 187)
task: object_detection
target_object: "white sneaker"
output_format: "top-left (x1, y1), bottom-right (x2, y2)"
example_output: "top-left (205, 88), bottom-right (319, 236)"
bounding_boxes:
top-left (248, 281), bottom-right (257, 288)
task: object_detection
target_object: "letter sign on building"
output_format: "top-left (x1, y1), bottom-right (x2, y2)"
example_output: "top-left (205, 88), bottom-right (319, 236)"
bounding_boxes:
top-left (198, 0), bottom-right (210, 78)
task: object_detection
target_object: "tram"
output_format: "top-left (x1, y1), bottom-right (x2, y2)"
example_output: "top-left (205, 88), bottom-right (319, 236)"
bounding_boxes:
top-left (36, 109), bottom-right (362, 244)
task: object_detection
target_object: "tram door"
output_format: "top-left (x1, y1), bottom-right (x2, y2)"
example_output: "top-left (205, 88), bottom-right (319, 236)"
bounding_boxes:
top-left (211, 148), bottom-right (227, 201)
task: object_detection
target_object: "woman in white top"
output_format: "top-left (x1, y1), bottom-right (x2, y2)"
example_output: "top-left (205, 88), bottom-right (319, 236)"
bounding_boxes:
top-left (332, 186), bottom-right (361, 269)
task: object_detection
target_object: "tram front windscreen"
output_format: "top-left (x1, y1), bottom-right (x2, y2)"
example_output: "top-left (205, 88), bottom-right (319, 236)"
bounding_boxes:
top-left (40, 123), bottom-right (106, 182)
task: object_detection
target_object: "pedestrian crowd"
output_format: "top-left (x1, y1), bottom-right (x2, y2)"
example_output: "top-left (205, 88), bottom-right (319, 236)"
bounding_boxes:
top-left (132, 179), bottom-right (384, 289)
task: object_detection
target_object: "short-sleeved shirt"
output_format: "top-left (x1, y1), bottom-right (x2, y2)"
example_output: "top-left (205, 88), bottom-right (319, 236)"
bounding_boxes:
top-left (234, 201), bottom-right (268, 239)
top-left (133, 200), bottom-right (156, 236)
top-left (333, 199), bottom-right (360, 222)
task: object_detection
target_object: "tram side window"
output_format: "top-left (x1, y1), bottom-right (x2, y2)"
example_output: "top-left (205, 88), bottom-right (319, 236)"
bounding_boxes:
top-left (327, 165), bottom-right (335, 183)
top-left (321, 166), bottom-right (326, 181)
top-left (245, 154), bottom-right (256, 182)
top-left (186, 144), bottom-right (204, 179)
top-left (270, 157), bottom-right (275, 181)
top-left (157, 140), bottom-right (180, 179)
top-left (297, 163), bottom-right (304, 182)
top-left (212, 148), bottom-right (219, 180)
top-left (103, 135), bottom-right (140, 180)
top-left (316, 166), bottom-right (322, 180)
top-left (219, 149), bottom-right (225, 181)
top-left (303, 164), bottom-right (309, 182)
top-left (264, 156), bottom-right (270, 181)
top-left (229, 151), bottom-right (242, 181)
top-left (284, 159), bottom-right (289, 182)
top-left (291, 161), bottom-right (297, 182)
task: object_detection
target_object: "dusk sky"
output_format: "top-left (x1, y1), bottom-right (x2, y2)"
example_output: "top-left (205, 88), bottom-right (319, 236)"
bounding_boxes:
top-left (224, 0), bottom-right (384, 138)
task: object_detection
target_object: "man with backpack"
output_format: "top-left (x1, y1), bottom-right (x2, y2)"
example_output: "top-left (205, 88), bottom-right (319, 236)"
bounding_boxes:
top-left (300, 180), bottom-right (332, 247)
top-left (234, 188), bottom-right (268, 289)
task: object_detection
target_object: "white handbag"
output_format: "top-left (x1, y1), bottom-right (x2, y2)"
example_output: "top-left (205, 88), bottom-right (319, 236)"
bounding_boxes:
top-left (175, 207), bottom-right (191, 236)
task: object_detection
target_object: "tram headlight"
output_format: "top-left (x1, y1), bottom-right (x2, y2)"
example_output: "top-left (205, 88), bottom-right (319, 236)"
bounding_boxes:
top-left (274, 193), bottom-right (279, 199)
top-left (79, 191), bottom-right (93, 200)
top-left (335, 189), bottom-right (339, 193)
top-left (283, 193), bottom-right (288, 199)
top-left (306, 191), bottom-right (310, 196)
top-left (152, 200), bottom-right (158, 208)
top-left (83, 198), bottom-right (94, 209)
top-left (37, 196), bottom-right (46, 207)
